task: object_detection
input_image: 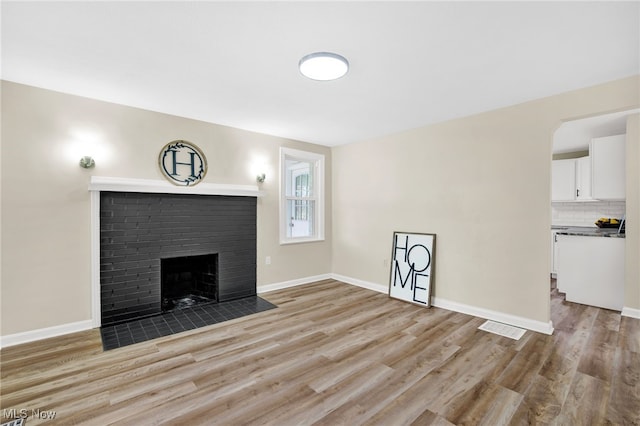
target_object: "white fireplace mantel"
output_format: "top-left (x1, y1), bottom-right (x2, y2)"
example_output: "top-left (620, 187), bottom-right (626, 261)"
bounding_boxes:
top-left (88, 176), bottom-right (263, 327)
top-left (88, 176), bottom-right (264, 197)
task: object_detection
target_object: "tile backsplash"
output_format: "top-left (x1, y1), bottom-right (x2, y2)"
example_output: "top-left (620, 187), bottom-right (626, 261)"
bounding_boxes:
top-left (551, 201), bottom-right (626, 227)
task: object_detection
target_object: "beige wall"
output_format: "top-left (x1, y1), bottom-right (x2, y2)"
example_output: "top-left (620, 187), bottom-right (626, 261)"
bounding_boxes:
top-left (332, 76), bottom-right (640, 325)
top-left (552, 150), bottom-right (589, 160)
top-left (626, 113), bottom-right (640, 310)
top-left (0, 81), bottom-right (332, 336)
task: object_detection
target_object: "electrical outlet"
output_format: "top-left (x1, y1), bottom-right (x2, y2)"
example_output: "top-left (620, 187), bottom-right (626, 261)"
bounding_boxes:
top-left (265, 256), bottom-right (271, 265)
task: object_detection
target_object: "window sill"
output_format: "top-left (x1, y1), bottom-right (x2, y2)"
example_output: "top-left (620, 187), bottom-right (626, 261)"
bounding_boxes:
top-left (280, 237), bottom-right (325, 245)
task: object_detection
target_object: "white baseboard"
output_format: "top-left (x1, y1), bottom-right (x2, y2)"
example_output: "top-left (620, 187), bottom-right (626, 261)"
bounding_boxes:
top-left (332, 274), bottom-right (554, 335)
top-left (0, 319), bottom-right (93, 349)
top-left (431, 297), bottom-right (554, 335)
top-left (622, 306), bottom-right (640, 319)
top-left (331, 273), bottom-right (388, 294)
top-left (257, 273), bottom-right (333, 294)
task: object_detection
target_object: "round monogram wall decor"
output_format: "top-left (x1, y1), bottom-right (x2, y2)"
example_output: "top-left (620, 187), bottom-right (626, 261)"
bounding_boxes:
top-left (158, 140), bottom-right (208, 186)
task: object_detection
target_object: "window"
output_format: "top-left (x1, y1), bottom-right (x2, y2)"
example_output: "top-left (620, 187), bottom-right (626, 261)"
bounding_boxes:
top-left (280, 147), bottom-right (325, 244)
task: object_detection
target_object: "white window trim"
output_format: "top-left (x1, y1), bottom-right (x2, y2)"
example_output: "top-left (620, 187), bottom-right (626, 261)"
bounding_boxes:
top-left (279, 147), bottom-right (325, 245)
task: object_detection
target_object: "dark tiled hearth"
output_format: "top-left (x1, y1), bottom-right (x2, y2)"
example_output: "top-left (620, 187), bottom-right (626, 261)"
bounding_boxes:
top-left (100, 296), bottom-right (276, 350)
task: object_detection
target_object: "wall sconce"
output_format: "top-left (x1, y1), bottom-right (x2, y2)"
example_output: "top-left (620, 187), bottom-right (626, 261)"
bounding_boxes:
top-left (79, 156), bottom-right (96, 169)
top-left (256, 173), bottom-right (266, 183)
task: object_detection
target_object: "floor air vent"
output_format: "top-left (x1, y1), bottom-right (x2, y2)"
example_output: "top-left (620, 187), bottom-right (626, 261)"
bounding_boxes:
top-left (478, 320), bottom-right (526, 340)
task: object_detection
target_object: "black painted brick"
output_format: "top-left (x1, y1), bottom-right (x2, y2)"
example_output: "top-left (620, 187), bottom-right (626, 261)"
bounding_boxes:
top-left (100, 192), bottom-right (256, 326)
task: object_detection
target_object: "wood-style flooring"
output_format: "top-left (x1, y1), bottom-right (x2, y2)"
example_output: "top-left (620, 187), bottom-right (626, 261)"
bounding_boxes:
top-left (1, 279), bottom-right (638, 425)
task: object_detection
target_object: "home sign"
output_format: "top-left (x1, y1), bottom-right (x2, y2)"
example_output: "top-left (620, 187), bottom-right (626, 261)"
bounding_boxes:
top-left (158, 140), bottom-right (207, 186)
top-left (389, 231), bottom-right (436, 307)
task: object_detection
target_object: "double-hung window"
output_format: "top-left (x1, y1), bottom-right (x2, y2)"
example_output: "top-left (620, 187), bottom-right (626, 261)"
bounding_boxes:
top-left (280, 147), bottom-right (325, 244)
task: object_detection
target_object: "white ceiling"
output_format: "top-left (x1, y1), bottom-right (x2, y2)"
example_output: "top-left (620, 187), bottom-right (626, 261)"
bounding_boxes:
top-left (2, 1), bottom-right (638, 147)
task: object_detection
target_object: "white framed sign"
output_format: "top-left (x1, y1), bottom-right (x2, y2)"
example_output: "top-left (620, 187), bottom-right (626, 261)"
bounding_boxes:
top-left (389, 231), bottom-right (436, 307)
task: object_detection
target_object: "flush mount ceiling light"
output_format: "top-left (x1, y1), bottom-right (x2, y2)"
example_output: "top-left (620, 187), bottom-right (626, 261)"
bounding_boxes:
top-left (299, 52), bottom-right (349, 81)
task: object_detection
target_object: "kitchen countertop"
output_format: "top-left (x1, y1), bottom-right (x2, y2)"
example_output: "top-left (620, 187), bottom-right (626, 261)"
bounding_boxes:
top-left (552, 225), bottom-right (625, 238)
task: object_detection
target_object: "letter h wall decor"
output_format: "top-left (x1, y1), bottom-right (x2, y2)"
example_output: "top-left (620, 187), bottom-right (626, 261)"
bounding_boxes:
top-left (389, 232), bottom-right (436, 307)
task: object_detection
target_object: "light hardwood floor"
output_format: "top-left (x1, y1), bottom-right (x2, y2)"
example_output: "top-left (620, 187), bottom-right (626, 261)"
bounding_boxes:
top-left (1, 279), bottom-right (638, 425)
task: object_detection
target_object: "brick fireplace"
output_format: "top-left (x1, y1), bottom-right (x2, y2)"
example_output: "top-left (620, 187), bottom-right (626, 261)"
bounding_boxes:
top-left (90, 177), bottom-right (262, 327)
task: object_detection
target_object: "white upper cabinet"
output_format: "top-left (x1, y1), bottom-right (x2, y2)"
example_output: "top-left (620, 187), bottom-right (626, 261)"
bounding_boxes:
top-left (590, 134), bottom-right (626, 200)
top-left (575, 156), bottom-right (592, 201)
top-left (551, 157), bottom-right (592, 201)
top-left (551, 159), bottom-right (576, 201)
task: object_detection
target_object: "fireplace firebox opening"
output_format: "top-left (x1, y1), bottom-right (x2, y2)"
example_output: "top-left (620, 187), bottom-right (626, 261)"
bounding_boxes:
top-left (161, 253), bottom-right (218, 312)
